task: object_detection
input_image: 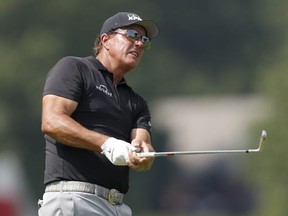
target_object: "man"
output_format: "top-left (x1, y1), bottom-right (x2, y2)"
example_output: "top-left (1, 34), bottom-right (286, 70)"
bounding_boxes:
top-left (38, 12), bottom-right (159, 216)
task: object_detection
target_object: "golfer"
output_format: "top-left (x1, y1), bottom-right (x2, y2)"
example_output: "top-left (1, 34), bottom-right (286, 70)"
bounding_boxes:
top-left (38, 12), bottom-right (158, 216)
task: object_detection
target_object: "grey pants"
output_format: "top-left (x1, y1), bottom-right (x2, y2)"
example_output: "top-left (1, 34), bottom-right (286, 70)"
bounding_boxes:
top-left (38, 192), bottom-right (132, 216)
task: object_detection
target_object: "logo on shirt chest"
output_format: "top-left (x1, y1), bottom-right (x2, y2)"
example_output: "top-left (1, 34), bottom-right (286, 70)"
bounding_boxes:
top-left (95, 85), bottom-right (113, 97)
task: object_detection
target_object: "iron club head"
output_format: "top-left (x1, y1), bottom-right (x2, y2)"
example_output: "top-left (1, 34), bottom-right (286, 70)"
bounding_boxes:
top-left (261, 130), bottom-right (267, 139)
top-left (255, 130), bottom-right (267, 152)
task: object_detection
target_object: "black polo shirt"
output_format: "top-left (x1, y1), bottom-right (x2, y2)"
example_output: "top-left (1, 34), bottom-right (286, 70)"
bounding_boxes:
top-left (43, 56), bottom-right (152, 193)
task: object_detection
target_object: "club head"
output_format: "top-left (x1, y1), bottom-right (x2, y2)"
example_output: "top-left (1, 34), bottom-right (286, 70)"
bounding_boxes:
top-left (261, 130), bottom-right (267, 140)
top-left (258, 130), bottom-right (267, 151)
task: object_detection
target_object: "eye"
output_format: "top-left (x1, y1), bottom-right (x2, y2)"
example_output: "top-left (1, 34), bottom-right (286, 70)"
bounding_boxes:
top-left (142, 36), bottom-right (150, 43)
top-left (131, 31), bottom-right (140, 39)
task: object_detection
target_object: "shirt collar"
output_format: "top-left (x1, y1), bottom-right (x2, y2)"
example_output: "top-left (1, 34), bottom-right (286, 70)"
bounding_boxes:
top-left (88, 56), bottom-right (127, 85)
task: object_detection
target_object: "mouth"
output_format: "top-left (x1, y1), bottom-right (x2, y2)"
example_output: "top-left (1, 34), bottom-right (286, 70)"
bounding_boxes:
top-left (129, 50), bottom-right (139, 58)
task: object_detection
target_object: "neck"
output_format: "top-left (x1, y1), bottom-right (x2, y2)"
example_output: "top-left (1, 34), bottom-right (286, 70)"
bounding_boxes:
top-left (96, 54), bottom-right (131, 85)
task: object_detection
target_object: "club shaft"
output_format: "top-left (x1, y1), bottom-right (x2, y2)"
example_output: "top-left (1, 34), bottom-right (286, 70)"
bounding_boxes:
top-left (137, 148), bottom-right (260, 158)
top-left (137, 130), bottom-right (266, 158)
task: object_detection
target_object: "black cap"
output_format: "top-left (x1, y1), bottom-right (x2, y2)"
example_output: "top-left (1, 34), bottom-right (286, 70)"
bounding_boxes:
top-left (100, 12), bottom-right (159, 39)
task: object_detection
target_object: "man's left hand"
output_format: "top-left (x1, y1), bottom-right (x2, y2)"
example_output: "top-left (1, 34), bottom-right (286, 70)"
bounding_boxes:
top-left (127, 139), bottom-right (154, 171)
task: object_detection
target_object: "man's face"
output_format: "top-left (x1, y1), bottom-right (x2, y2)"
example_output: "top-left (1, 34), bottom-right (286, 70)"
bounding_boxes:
top-left (108, 25), bottom-right (148, 70)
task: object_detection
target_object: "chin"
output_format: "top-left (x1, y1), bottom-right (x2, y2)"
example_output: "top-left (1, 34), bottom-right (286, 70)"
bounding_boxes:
top-left (126, 60), bottom-right (139, 69)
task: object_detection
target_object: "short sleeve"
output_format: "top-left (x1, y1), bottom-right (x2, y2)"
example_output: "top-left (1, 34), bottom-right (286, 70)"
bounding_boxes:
top-left (43, 56), bottom-right (85, 102)
top-left (133, 99), bottom-right (152, 135)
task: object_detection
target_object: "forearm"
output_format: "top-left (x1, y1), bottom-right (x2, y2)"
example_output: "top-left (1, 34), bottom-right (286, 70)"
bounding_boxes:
top-left (42, 112), bottom-right (108, 152)
top-left (42, 95), bottom-right (110, 151)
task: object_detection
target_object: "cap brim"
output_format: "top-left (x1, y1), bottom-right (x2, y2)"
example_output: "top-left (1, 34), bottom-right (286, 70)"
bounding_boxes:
top-left (136, 20), bottom-right (159, 39)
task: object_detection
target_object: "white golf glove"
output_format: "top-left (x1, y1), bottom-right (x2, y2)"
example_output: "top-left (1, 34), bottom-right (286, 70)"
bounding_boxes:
top-left (101, 137), bottom-right (137, 166)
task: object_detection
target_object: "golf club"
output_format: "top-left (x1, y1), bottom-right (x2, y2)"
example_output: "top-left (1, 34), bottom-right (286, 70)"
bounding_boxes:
top-left (137, 130), bottom-right (267, 158)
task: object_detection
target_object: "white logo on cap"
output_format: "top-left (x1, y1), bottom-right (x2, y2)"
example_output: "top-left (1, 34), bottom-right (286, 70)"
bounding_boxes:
top-left (127, 14), bottom-right (142, 21)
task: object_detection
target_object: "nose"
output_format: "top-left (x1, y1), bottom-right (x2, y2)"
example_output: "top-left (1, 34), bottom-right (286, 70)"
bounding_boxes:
top-left (134, 39), bottom-right (144, 48)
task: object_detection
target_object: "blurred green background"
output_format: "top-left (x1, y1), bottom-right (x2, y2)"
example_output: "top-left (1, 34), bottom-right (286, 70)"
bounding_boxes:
top-left (0, 0), bottom-right (287, 215)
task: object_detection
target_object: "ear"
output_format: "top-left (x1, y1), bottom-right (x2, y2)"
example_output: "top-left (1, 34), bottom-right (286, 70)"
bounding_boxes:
top-left (101, 34), bottom-right (111, 50)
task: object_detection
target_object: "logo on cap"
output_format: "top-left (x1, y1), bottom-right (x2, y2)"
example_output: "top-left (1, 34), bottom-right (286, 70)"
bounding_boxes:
top-left (127, 14), bottom-right (142, 21)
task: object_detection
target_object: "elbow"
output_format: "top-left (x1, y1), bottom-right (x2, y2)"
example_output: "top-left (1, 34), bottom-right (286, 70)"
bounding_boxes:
top-left (41, 122), bottom-right (49, 134)
top-left (41, 118), bottom-right (56, 137)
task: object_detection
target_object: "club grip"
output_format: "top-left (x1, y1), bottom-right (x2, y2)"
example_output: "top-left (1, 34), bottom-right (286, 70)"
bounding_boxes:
top-left (136, 152), bottom-right (155, 158)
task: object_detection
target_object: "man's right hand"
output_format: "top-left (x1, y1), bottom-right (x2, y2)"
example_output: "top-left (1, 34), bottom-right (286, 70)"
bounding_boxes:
top-left (101, 138), bottom-right (136, 166)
